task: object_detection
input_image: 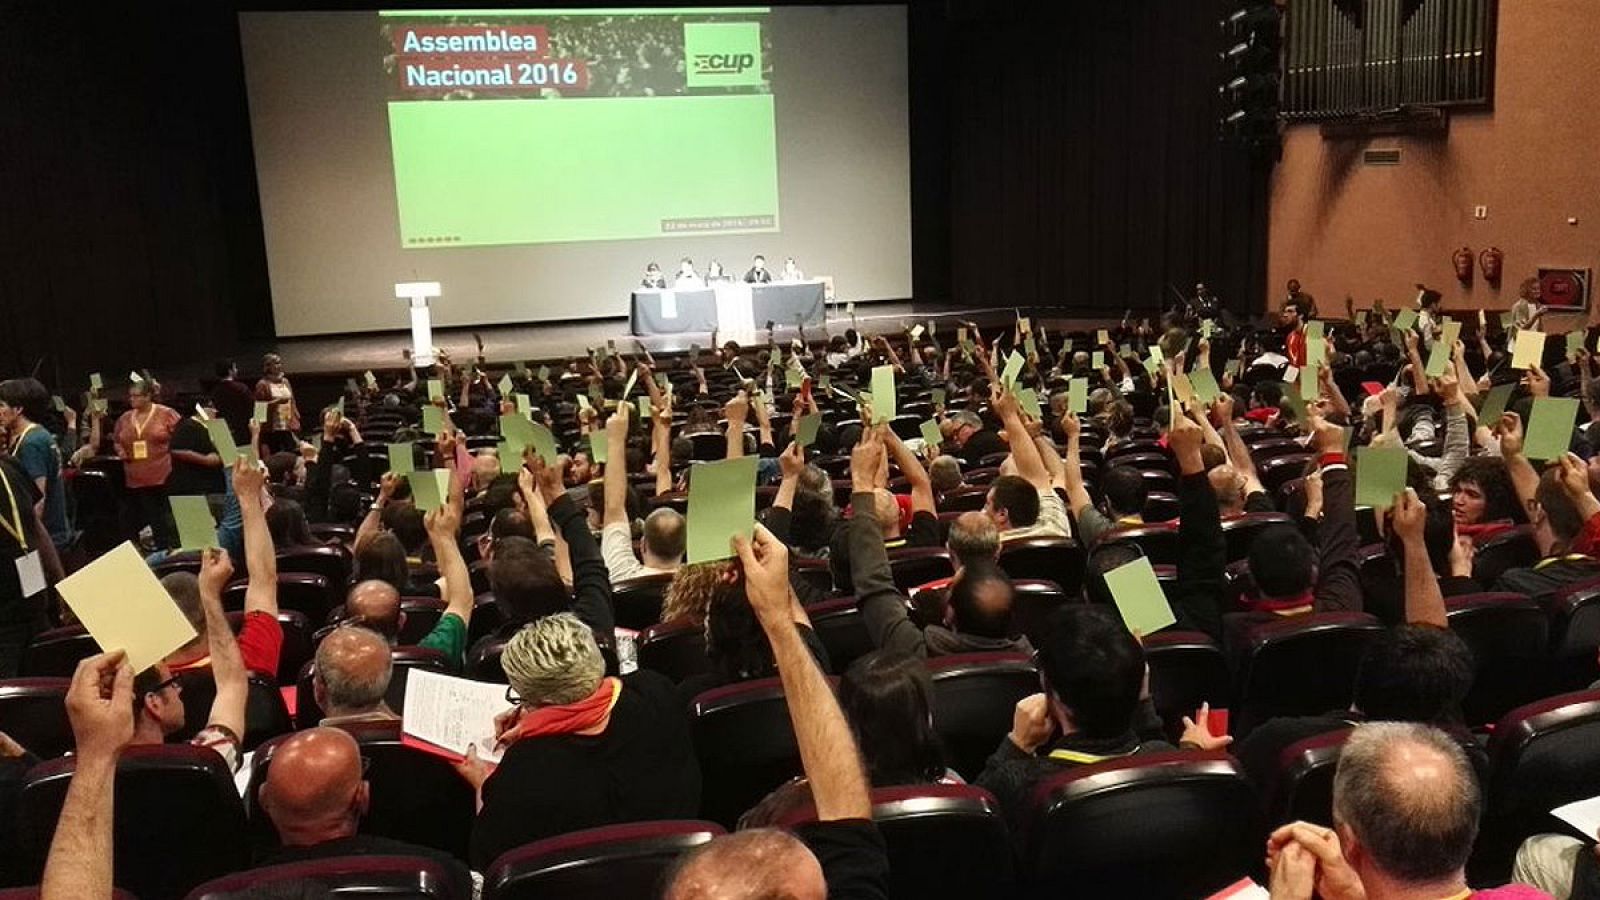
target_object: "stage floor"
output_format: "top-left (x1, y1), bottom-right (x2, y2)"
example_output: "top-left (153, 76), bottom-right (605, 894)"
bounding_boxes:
top-left (264, 301), bottom-right (1130, 376)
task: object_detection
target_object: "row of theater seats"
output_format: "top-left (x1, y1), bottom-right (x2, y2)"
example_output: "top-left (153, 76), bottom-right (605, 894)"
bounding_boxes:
top-left (5, 684), bottom-right (1600, 899)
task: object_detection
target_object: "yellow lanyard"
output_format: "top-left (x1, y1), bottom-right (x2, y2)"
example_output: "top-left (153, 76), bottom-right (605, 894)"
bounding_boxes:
top-left (8, 422), bottom-right (37, 455)
top-left (0, 468), bottom-right (27, 551)
top-left (132, 406), bottom-right (158, 440)
top-left (1047, 747), bottom-right (1136, 765)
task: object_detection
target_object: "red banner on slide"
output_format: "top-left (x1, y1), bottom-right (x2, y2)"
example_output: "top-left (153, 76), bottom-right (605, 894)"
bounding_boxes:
top-left (389, 24), bottom-right (549, 57)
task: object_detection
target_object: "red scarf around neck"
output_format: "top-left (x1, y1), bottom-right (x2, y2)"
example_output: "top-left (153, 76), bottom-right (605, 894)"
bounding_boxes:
top-left (513, 677), bottom-right (622, 742)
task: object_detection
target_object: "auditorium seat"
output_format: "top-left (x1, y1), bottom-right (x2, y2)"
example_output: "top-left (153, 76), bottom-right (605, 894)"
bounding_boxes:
top-left (14, 745), bottom-right (249, 900)
top-left (19, 626), bottom-right (97, 678)
top-left (1105, 440), bottom-right (1166, 461)
top-left (174, 674), bottom-right (294, 751)
top-left (1010, 579), bottom-right (1073, 649)
top-left (1142, 631), bottom-right (1232, 745)
top-left (295, 646), bottom-right (449, 727)
top-left (1475, 690), bottom-right (1600, 882)
top-left (151, 552), bottom-right (203, 578)
top-left (67, 468), bottom-right (123, 557)
top-left (637, 618), bottom-right (709, 683)
top-left (1220, 512), bottom-right (1294, 563)
top-left (1245, 437), bottom-right (1307, 464)
top-left (1355, 543), bottom-right (1404, 625)
top-left (996, 537), bottom-right (1085, 594)
top-left (805, 597), bottom-right (873, 675)
top-left (777, 784), bottom-right (1013, 900)
top-left (1095, 523), bottom-right (1180, 564)
top-left (482, 820), bottom-right (724, 900)
top-left (1142, 491), bottom-right (1181, 523)
top-left (1023, 751), bottom-right (1261, 898)
top-left (690, 676), bottom-right (810, 827)
top-left (1257, 454), bottom-right (1313, 499)
top-left (925, 652), bottom-right (1038, 780)
top-left (647, 490), bottom-right (689, 515)
top-left (276, 545), bottom-right (352, 594)
top-left (246, 720), bottom-right (477, 861)
top-left (223, 572), bottom-right (335, 623)
top-left (611, 572), bottom-right (675, 631)
top-left (1106, 451), bottom-right (1175, 477)
top-left (686, 432), bottom-right (726, 462)
top-left (1471, 525), bottom-right (1542, 586)
top-left (0, 678), bottom-right (72, 758)
top-left (1264, 728), bottom-right (1350, 827)
top-left (1233, 612), bottom-right (1383, 738)
top-left (886, 547), bottom-right (955, 593)
top-left (307, 522), bottom-right (356, 546)
top-left (937, 486), bottom-right (990, 513)
top-left (188, 854), bottom-right (468, 900)
top-left (1444, 592), bottom-right (1551, 726)
top-left (1542, 576), bottom-right (1600, 690)
top-left (790, 557), bottom-right (835, 597)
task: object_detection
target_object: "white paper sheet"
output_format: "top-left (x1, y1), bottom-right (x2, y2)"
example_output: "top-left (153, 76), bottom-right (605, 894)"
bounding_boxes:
top-left (401, 668), bottom-right (514, 764)
top-left (1552, 794), bottom-right (1600, 839)
top-left (660, 291), bottom-right (678, 320)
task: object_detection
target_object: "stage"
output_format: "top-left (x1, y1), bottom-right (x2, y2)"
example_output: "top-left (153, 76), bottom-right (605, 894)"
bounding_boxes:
top-left (261, 301), bottom-right (1134, 377)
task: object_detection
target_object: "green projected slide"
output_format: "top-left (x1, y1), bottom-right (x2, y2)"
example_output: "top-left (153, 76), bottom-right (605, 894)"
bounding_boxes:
top-left (381, 8), bottom-right (779, 249)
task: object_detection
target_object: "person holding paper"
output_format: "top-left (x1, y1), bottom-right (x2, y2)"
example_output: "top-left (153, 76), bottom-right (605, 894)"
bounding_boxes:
top-left (1491, 423), bottom-right (1600, 597)
top-left (780, 257), bottom-right (804, 282)
top-left (166, 399), bottom-right (224, 498)
top-left (849, 428), bottom-right (1030, 659)
top-left (166, 459), bottom-right (283, 679)
top-left (210, 359), bottom-right (256, 444)
top-left (640, 261), bottom-right (668, 289)
top-left (664, 524), bottom-right (890, 900)
top-left (1062, 414), bottom-right (1145, 547)
top-left (253, 353), bottom-right (301, 455)
top-left (128, 546), bottom-right (248, 773)
top-left (1236, 413), bottom-right (1361, 618)
top-left (674, 257), bottom-right (704, 289)
top-left (0, 456), bottom-right (51, 677)
top-left (601, 407), bottom-right (685, 583)
top-left (1511, 276), bottom-right (1548, 335)
top-left (113, 378), bottom-right (181, 549)
top-left (974, 605), bottom-right (1216, 832)
top-left (458, 613), bottom-right (700, 870)
top-left (1268, 723), bottom-right (1547, 900)
top-left (255, 727), bottom-right (472, 895)
top-left (983, 384), bottom-right (1071, 541)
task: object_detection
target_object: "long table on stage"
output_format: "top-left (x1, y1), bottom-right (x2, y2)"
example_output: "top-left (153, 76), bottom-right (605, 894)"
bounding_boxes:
top-left (630, 281), bottom-right (826, 336)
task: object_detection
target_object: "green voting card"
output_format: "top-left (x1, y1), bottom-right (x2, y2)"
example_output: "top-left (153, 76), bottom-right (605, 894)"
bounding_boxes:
top-left (1092, 351), bottom-right (1105, 370)
top-left (1393, 308), bottom-right (1418, 332)
top-left (920, 420), bottom-right (942, 448)
top-left (1568, 330), bottom-right (1586, 362)
top-left (421, 405), bottom-right (445, 435)
top-left (253, 401), bottom-right (268, 423)
top-left (537, 365), bottom-right (549, 382)
top-left (1200, 319), bottom-right (1214, 339)
top-left (638, 396), bottom-right (652, 419)
top-left (1478, 383), bottom-right (1515, 426)
top-left (169, 496), bottom-right (217, 551)
top-left (89, 372), bottom-right (103, 392)
top-left (589, 431), bottom-right (608, 465)
top-left (499, 441), bottom-right (524, 475)
top-left (409, 469), bottom-right (451, 512)
top-left (931, 388), bottom-right (946, 407)
top-left (1068, 378), bottom-right (1088, 414)
top-left (203, 419), bottom-right (240, 466)
top-left (1354, 445), bottom-right (1409, 509)
top-left (621, 369), bottom-right (639, 400)
top-left (1024, 336), bottom-right (1037, 358)
top-left (871, 366), bottom-right (897, 423)
top-left (387, 442), bottom-right (415, 476)
top-left (1306, 321), bottom-right (1325, 341)
top-left (686, 456), bottom-right (758, 564)
top-left (1301, 363), bottom-right (1320, 402)
top-left (1189, 368), bottom-right (1221, 405)
top-left (515, 393), bottom-right (532, 415)
top-left (786, 366), bottom-right (804, 389)
top-left (498, 374), bottom-right (514, 394)
top-left (1525, 397), bottom-right (1579, 461)
top-left (796, 413), bottom-right (821, 448)
top-left (1015, 388), bottom-right (1043, 421)
top-left (1000, 352), bottom-right (1024, 387)
top-left (427, 379), bottom-right (444, 401)
top-left (1102, 555), bottom-right (1176, 636)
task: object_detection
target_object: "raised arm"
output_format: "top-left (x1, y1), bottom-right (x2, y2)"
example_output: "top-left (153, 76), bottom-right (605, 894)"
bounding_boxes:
top-left (880, 424), bottom-right (934, 517)
top-left (1495, 412), bottom-right (1542, 546)
top-left (425, 472), bottom-right (474, 631)
top-left (1170, 408), bottom-right (1225, 639)
top-left (534, 455), bottom-right (614, 632)
top-left (230, 459), bottom-right (278, 618)
top-left (1060, 413), bottom-right (1094, 515)
top-left (736, 525), bottom-right (872, 822)
top-left (724, 391), bottom-right (749, 459)
top-left (42, 651), bottom-right (133, 900)
top-left (1308, 415), bottom-right (1363, 613)
top-left (602, 407), bottom-right (632, 529)
top-left (1390, 488), bottom-right (1448, 628)
top-left (354, 472), bottom-right (399, 557)
top-left (197, 547), bottom-right (248, 741)
top-left (989, 383), bottom-right (1050, 489)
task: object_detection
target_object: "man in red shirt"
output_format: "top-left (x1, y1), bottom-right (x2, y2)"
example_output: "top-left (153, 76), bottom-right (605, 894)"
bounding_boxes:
top-left (1282, 299), bottom-right (1308, 369)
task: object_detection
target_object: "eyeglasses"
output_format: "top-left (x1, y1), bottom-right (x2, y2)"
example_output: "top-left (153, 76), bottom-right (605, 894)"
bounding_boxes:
top-left (148, 673), bottom-right (183, 696)
top-left (504, 685), bottom-right (522, 706)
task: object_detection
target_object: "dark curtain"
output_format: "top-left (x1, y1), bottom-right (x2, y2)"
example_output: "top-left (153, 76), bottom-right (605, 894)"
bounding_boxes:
top-left (0, 3), bottom-right (273, 391)
top-left (912, 0), bottom-right (1271, 319)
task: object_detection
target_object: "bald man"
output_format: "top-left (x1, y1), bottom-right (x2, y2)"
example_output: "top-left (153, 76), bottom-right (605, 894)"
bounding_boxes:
top-left (1268, 722), bottom-right (1540, 900)
top-left (256, 728), bottom-right (471, 895)
top-left (667, 830), bottom-right (829, 900)
top-left (312, 627), bottom-right (397, 727)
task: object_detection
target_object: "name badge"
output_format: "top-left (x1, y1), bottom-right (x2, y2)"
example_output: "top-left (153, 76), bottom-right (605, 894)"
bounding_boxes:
top-left (132, 440), bottom-right (149, 460)
top-left (16, 551), bottom-right (45, 598)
